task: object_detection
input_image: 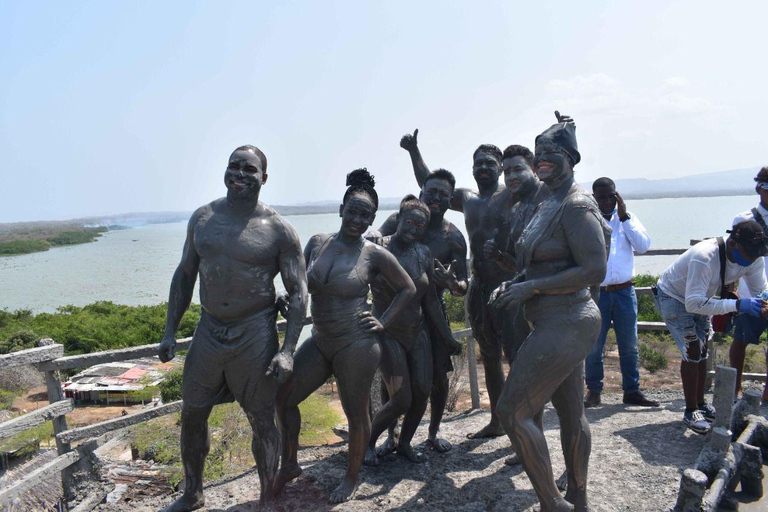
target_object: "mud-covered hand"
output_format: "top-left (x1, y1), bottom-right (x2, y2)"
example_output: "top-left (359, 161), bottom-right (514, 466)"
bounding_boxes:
top-left (492, 281), bottom-right (536, 309)
top-left (445, 335), bottom-right (462, 357)
top-left (554, 110), bottom-right (575, 127)
top-left (483, 229), bottom-right (502, 261)
top-left (400, 128), bottom-right (419, 152)
top-left (433, 259), bottom-right (458, 291)
top-left (158, 336), bottom-right (177, 363)
top-left (365, 230), bottom-right (384, 245)
top-left (266, 350), bottom-right (294, 384)
top-left (359, 311), bottom-right (385, 333)
top-left (275, 292), bottom-right (290, 318)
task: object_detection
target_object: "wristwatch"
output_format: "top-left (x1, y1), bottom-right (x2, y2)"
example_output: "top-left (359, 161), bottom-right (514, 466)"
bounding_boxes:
top-left (619, 213), bottom-right (631, 222)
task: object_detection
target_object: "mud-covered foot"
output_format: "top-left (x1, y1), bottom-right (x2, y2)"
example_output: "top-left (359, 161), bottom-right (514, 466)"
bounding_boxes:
top-left (329, 476), bottom-right (359, 503)
top-left (564, 484), bottom-right (587, 511)
top-left (466, 422), bottom-right (505, 439)
top-left (427, 435), bottom-right (452, 453)
top-left (541, 496), bottom-right (574, 512)
top-left (504, 452), bottom-right (521, 466)
top-left (363, 446), bottom-right (379, 466)
top-left (375, 436), bottom-right (397, 458)
top-left (556, 470), bottom-right (567, 492)
top-left (397, 444), bottom-right (427, 463)
top-left (163, 492), bottom-right (205, 512)
top-left (274, 463), bottom-right (302, 494)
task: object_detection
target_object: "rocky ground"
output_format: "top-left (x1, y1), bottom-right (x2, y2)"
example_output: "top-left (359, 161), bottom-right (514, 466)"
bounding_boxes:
top-left (90, 389), bottom-right (763, 512)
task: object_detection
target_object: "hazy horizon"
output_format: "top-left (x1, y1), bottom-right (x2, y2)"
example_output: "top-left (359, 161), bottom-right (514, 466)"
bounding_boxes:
top-left (3, 1), bottom-right (767, 223)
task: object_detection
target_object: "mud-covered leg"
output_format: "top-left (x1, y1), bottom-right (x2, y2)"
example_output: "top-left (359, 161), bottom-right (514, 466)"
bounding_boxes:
top-left (551, 362), bottom-right (591, 511)
top-left (367, 335), bottom-right (411, 466)
top-left (165, 405), bottom-right (212, 512)
top-left (468, 333), bottom-right (506, 439)
top-left (331, 338), bottom-right (381, 503)
top-left (244, 404), bottom-right (281, 508)
top-left (428, 372), bottom-right (452, 452)
top-left (398, 328), bottom-right (433, 462)
top-left (275, 338), bottom-right (332, 494)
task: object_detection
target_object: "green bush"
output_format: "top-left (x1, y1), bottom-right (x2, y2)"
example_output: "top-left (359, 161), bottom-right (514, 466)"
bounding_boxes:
top-left (444, 293), bottom-right (465, 324)
top-left (159, 368), bottom-right (183, 403)
top-left (639, 342), bottom-right (668, 373)
top-left (0, 389), bottom-right (16, 411)
top-left (0, 329), bottom-right (40, 354)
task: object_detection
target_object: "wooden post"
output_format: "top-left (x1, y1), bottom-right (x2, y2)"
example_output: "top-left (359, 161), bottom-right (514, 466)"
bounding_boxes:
top-left (464, 292), bottom-right (480, 410)
top-left (44, 369), bottom-right (73, 502)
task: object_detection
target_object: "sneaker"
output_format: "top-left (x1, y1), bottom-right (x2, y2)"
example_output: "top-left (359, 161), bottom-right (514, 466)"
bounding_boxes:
top-left (623, 390), bottom-right (660, 407)
top-left (684, 410), bottom-right (711, 435)
top-left (584, 390), bottom-right (601, 408)
top-left (697, 403), bottom-right (716, 423)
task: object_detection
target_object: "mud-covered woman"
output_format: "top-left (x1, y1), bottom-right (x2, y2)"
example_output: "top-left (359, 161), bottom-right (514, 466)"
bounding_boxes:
top-left (364, 195), bottom-right (461, 467)
top-left (491, 120), bottom-right (608, 512)
top-left (275, 169), bottom-right (416, 503)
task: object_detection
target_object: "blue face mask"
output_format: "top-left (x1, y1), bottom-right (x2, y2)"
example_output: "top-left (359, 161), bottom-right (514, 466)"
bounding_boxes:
top-left (732, 247), bottom-right (754, 267)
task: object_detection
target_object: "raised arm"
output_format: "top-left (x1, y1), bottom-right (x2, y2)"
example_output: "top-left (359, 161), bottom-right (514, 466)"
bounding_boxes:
top-left (400, 129), bottom-right (431, 188)
top-left (360, 245), bottom-right (417, 332)
top-left (366, 212), bottom-right (399, 243)
top-left (159, 211), bottom-right (202, 362)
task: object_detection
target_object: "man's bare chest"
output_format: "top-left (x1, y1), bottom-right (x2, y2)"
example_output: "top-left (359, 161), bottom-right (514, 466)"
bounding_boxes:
top-left (194, 216), bottom-right (279, 264)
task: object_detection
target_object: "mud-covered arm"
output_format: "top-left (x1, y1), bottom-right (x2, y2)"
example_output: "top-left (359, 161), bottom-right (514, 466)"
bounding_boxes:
top-left (367, 212), bottom-right (399, 242)
top-left (445, 229), bottom-right (469, 296)
top-left (276, 221), bottom-right (308, 355)
top-left (159, 212), bottom-right (201, 362)
top-left (423, 251), bottom-right (462, 354)
top-left (370, 246), bottom-right (417, 329)
top-left (400, 128), bottom-right (431, 188)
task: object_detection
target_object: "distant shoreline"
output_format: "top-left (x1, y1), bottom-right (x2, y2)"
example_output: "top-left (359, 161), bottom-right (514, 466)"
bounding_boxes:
top-left (0, 190), bottom-right (755, 230)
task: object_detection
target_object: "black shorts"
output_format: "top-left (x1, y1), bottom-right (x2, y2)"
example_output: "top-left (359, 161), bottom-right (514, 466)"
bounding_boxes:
top-left (182, 308), bottom-right (279, 411)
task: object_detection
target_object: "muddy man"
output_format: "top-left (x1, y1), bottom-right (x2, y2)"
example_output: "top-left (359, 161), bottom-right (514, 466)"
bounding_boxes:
top-left (158, 145), bottom-right (308, 512)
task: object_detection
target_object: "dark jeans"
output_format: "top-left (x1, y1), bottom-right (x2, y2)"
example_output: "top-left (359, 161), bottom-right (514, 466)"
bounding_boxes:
top-left (585, 286), bottom-right (640, 393)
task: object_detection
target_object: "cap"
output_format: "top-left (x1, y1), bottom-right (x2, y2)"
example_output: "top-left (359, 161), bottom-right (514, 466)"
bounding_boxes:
top-left (728, 220), bottom-right (768, 258)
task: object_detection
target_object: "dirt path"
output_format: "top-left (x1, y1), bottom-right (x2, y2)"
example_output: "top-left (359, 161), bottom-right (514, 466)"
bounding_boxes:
top-left (92, 390), bottom-right (759, 512)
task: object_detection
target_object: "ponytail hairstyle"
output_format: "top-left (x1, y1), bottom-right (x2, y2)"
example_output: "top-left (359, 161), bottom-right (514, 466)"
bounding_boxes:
top-left (343, 168), bottom-right (378, 209)
top-left (398, 194), bottom-right (431, 222)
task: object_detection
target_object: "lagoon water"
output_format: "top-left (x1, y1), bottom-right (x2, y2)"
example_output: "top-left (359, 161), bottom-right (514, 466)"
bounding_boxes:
top-left (0, 195), bottom-right (758, 313)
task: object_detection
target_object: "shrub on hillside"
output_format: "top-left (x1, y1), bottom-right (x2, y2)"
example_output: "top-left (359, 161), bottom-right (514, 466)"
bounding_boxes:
top-left (639, 342), bottom-right (668, 373)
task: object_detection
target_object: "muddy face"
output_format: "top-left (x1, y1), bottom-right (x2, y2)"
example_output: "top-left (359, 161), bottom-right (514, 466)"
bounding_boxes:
top-left (420, 178), bottom-right (453, 216)
top-left (339, 193), bottom-right (377, 239)
top-left (396, 208), bottom-right (429, 244)
top-left (224, 149), bottom-right (266, 201)
top-left (473, 151), bottom-right (501, 188)
top-left (533, 143), bottom-right (572, 187)
top-left (503, 155), bottom-right (536, 195)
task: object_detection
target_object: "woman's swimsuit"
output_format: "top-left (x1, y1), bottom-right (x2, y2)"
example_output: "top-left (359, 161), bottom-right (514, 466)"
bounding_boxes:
top-left (307, 235), bottom-right (375, 360)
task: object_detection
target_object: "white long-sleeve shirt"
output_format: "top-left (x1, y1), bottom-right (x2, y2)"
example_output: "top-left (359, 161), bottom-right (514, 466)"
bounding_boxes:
top-left (657, 238), bottom-right (768, 315)
top-left (733, 204), bottom-right (768, 298)
top-left (600, 210), bottom-right (651, 286)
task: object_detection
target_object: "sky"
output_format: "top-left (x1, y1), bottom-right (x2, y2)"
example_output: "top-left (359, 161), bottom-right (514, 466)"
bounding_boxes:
top-left (1, 1), bottom-right (767, 223)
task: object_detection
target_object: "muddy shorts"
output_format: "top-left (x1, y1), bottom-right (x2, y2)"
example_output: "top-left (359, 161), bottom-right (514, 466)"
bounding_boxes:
top-left (182, 308), bottom-right (279, 410)
top-left (654, 288), bottom-right (711, 363)
top-left (468, 279), bottom-right (530, 366)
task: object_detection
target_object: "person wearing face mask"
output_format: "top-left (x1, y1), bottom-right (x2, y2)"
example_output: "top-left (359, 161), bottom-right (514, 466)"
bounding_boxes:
top-left (730, 166), bottom-right (768, 401)
top-left (654, 221), bottom-right (768, 435)
top-left (275, 169), bottom-right (416, 503)
top-left (583, 177), bottom-right (657, 409)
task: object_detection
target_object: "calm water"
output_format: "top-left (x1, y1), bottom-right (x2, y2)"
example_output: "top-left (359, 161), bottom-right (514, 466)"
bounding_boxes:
top-left (0, 195), bottom-right (758, 313)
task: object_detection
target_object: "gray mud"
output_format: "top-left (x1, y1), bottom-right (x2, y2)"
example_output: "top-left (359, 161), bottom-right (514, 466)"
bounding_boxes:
top-left (92, 391), bottom-right (745, 511)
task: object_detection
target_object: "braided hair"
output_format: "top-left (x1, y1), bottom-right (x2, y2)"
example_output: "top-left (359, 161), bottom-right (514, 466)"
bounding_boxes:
top-left (343, 168), bottom-right (378, 208)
